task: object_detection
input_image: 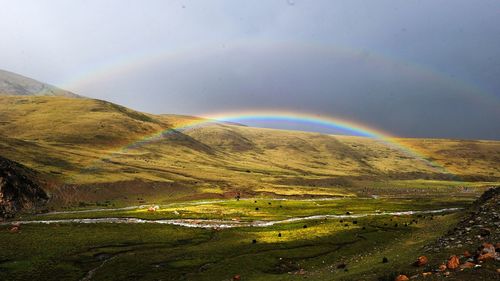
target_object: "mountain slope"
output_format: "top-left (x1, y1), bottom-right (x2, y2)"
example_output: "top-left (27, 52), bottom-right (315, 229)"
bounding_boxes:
top-left (0, 95), bottom-right (499, 208)
top-left (0, 69), bottom-right (79, 97)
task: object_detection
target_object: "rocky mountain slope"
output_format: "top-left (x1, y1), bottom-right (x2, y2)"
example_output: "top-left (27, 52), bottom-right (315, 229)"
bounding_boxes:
top-left (0, 155), bottom-right (48, 218)
top-left (392, 187), bottom-right (500, 280)
top-left (0, 69), bottom-right (79, 97)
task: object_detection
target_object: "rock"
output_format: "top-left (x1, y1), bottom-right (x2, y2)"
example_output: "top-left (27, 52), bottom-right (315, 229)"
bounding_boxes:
top-left (414, 256), bottom-right (428, 267)
top-left (232, 275), bottom-right (241, 281)
top-left (481, 243), bottom-right (495, 254)
top-left (394, 274), bottom-right (409, 281)
top-left (479, 228), bottom-right (491, 236)
top-left (447, 255), bottom-right (460, 269)
top-left (422, 272), bottom-right (432, 277)
top-left (438, 264), bottom-right (447, 272)
top-left (463, 250), bottom-right (472, 258)
top-left (478, 252), bottom-right (495, 262)
top-left (460, 261), bottom-right (475, 269)
top-left (0, 156), bottom-right (48, 218)
top-left (8, 225), bottom-right (20, 233)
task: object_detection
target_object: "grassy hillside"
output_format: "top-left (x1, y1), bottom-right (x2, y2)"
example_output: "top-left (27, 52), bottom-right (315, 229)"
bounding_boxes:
top-left (0, 95), bottom-right (499, 207)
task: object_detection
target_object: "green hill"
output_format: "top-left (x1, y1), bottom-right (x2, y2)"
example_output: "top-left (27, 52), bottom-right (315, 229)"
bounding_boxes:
top-left (0, 95), bottom-right (499, 207)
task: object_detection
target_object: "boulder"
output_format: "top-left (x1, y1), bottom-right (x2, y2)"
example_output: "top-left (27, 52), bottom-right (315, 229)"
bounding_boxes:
top-left (438, 264), bottom-right (447, 272)
top-left (394, 274), bottom-right (409, 281)
top-left (478, 252), bottom-right (495, 262)
top-left (414, 256), bottom-right (428, 267)
top-left (460, 262), bottom-right (475, 269)
top-left (481, 243), bottom-right (495, 254)
top-left (447, 255), bottom-right (460, 269)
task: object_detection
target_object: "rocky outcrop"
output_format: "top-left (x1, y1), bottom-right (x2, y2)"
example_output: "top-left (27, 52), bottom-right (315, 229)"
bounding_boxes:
top-left (0, 155), bottom-right (48, 218)
top-left (426, 186), bottom-right (500, 252)
top-left (394, 187), bottom-right (500, 280)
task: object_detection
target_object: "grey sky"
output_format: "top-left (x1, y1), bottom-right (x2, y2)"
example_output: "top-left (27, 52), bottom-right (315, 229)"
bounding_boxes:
top-left (1, 0), bottom-right (499, 139)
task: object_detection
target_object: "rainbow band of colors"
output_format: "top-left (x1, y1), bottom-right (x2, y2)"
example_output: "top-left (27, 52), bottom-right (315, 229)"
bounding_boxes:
top-left (109, 110), bottom-right (457, 178)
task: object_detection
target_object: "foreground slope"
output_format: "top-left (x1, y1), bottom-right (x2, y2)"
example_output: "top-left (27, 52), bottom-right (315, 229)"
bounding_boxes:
top-left (0, 155), bottom-right (48, 218)
top-left (0, 95), bottom-right (499, 207)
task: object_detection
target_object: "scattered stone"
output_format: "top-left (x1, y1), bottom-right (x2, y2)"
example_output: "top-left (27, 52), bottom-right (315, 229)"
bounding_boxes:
top-left (478, 252), bottom-right (495, 262)
top-left (479, 227), bottom-right (491, 237)
top-left (414, 256), bottom-right (428, 267)
top-left (481, 242), bottom-right (495, 254)
top-left (8, 225), bottom-right (20, 233)
top-left (438, 264), bottom-right (447, 272)
top-left (422, 272), bottom-right (432, 277)
top-left (460, 261), bottom-right (475, 269)
top-left (232, 274), bottom-right (241, 281)
top-left (394, 274), bottom-right (409, 281)
top-left (447, 255), bottom-right (460, 269)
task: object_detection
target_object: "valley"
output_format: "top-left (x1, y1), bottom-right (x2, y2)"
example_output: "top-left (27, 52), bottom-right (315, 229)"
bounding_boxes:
top-left (0, 95), bottom-right (499, 280)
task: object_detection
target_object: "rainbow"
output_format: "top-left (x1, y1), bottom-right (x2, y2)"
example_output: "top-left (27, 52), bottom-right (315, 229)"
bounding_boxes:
top-left (60, 42), bottom-right (499, 108)
top-left (92, 110), bottom-right (457, 178)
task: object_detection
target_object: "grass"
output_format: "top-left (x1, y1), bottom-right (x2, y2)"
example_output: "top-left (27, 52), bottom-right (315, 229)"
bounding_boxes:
top-left (0, 96), bottom-right (499, 205)
top-left (0, 202), bottom-right (462, 281)
top-left (0, 95), bottom-right (499, 280)
top-left (25, 197), bottom-right (470, 222)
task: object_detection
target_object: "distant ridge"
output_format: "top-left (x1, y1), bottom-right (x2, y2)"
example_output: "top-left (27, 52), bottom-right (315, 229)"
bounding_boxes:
top-left (0, 69), bottom-right (80, 98)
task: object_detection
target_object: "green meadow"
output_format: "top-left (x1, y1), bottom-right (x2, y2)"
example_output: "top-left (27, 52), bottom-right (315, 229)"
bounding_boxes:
top-left (0, 195), bottom-right (475, 281)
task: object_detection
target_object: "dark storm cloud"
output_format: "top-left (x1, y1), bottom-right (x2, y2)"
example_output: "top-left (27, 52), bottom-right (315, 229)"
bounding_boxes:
top-left (0, 0), bottom-right (499, 139)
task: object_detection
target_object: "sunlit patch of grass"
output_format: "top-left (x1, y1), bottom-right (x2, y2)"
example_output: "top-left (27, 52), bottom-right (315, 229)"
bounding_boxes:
top-left (254, 185), bottom-right (355, 197)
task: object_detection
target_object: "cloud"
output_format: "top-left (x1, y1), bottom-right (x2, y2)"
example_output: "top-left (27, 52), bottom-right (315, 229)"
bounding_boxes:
top-left (0, 0), bottom-right (499, 139)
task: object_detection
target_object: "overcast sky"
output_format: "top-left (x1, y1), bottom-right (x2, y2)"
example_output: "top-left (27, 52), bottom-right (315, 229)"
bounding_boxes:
top-left (1, 0), bottom-right (499, 139)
